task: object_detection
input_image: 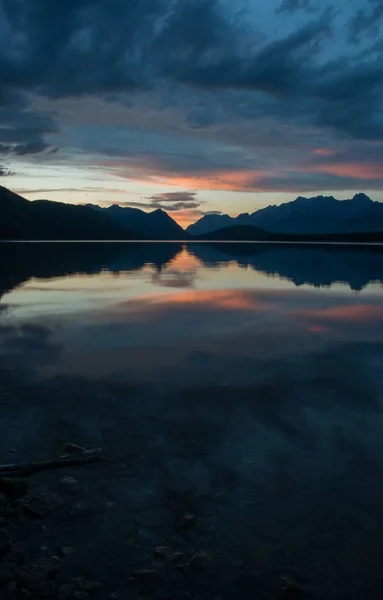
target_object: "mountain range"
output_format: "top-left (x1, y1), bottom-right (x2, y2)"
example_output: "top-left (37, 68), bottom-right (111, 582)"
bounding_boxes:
top-left (187, 193), bottom-right (383, 236)
top-left (0, 186), bottom-right (185, 240)
top-left (1, 186), bottom-right (383, 241)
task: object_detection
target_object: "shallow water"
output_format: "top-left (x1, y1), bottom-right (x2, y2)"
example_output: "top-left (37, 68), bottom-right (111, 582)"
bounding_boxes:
top-left (1, 241), bottom-right (383, 598)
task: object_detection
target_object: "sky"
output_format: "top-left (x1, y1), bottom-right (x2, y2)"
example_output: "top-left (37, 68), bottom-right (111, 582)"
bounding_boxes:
top-left (1, 0), bottom-right (383, 227)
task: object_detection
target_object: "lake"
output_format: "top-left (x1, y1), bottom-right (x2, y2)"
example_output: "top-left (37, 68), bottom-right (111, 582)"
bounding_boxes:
top-left (1, 241), bottom-right (383, 599)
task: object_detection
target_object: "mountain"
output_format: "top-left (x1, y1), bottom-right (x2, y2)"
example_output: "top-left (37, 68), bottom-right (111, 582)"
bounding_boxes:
top-left (196, 225), bottom-right (271, 241)
top-left (187, 193), bottom-right (383, 236)
top-left (0, 186), bottom-right (189, 240)
top-left (195, 224), bottom-right (383, 243)
top-left (87, 204), bottom-right (187, 240)
top-left (0, 186), bottom-right (143, 240)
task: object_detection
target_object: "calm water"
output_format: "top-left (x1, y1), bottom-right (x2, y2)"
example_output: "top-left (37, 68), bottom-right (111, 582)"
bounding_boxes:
top-left (1, 242), bottom-right (383, 598)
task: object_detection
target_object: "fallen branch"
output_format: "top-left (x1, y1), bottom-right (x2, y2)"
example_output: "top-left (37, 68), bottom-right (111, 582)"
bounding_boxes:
top-left (0, 449), bottom-right (102, 476)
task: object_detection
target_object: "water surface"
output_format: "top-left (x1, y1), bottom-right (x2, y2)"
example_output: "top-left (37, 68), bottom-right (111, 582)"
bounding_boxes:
top-left (1, 242), bottom-right (383, 598)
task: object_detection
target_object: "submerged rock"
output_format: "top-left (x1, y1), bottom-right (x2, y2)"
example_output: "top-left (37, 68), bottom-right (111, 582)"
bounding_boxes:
top-left (130, 569), bottom-right (162, 582)
top-left (180, 551), bottom-right (211, 572)
top-left (0, 529), bottom-right (13, 556)
top-left (0, 478), bottom-right (28, 501)
top-left (24, 494), bottom-right (62, 518)
top-left (61, 444), bottom-right (86, 455)
top-left (281, 576), bottom-right (304, 597)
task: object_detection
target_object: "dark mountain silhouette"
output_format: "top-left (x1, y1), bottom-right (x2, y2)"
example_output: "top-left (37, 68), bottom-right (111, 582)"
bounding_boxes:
top-left (87, 204), bottom-right (187, 240)
top-left (187, 193), bottom-right (383, 236)
top-left (195, 224), bottom-right (383, 242)
top-left (189, 243), bottom-right (383, 291)
top-left (196, 225), bottom-right (271, 241)
top-left (0, 186), bottom-right (140, 240)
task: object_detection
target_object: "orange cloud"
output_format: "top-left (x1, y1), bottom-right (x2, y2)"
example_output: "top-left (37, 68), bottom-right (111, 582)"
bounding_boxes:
top-left (103, 159), bottom-right (266, 192)
top-left (310, 162), bottom-right (383, 179)
top-left (314, 148), bottom-right (336, 156)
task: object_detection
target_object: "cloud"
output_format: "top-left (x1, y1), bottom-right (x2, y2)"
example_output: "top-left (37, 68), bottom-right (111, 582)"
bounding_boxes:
top-left (0, 164), bottom-right (13, 176)
top-left (146, 191), bottom-right (198, 204)
top-left (1, 0), bottom-right (383, 201)
top-left (348, 0), bottom-right (383, 43)
top-left (276, 0), bottom-right (317, 13)
top-left (145, 190), bottom-right (203, 211)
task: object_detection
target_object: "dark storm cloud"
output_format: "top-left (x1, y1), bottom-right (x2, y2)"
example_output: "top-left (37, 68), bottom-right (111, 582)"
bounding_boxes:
top-left (0, 0), bottom-right (383, 190)
top-left (348, 0), bottom-right (383, 42)
top-left (146, 191), bottom-right (198, 204)
top-left (0, 165), bottom-right (13, 176)
top-left (115, 193), bottom-right (221, 216)
top-left (276, 0), bottom-right (318, 13)
top-left (0, 85), bottom-right (58, 156)
top-left (0, 0), bottom-right (167, 96)
top-left (116, 190), bottom-right (204, 212)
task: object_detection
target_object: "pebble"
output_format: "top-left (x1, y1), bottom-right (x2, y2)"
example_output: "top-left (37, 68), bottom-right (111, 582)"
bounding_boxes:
top-left (74, 592), bottom-right (89, 600)
top-left (24, 494), bottom-right (62, 518)
top-left (0, 477), bottom-right (28, 501)
top-left (58, 584), bottom-right (75, 600)
top-left (135, 508), bottom-right (171, 527)
top-left (180, 551), bottom-right (211, 572)
top-left (0, 529), bottom-right (13, 556)
top-left (281, 576), bottom-right (304, 597)
top-left (154, 546), bottom-right (173, 559)
top-left (60, 476), bottom-right (79, 487)
top-left (182, 513), bottom-right (197, 528)
top-left (3, 581), bottom-right (18, 598)
top-left (61, 443), bottom-right (86, 455)
top-left (130, 569), bottom-right (162, 582)
top-left (60, 546), bottom-right (76, 557)
top-left (0, 492), bottom-right (9, 507)
top-left (0, 569), bottom-right (13, 584)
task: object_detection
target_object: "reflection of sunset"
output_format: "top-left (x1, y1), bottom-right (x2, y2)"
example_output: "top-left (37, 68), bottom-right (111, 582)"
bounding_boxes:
top-left (308, 325), bottom-right (331, 333)
top-left (143, 289), bottom-right (267, 311)
top-left (167, 247), bottom-right (202, 270)
top-left (300, 304), bottom-right (383, 323)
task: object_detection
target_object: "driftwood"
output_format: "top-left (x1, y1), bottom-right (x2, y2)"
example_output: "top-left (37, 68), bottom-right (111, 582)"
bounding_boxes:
top-left (0, 449), bottom-right (102, 476)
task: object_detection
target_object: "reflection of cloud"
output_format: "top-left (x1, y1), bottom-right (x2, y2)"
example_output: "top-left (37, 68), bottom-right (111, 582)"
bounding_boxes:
top-left (308, 325), bottom-right (331, 333)
top-left (0, 322), bottom-right (62, 377)
top-left (153, 289), bottom-right (266, 310)
top-left (151, 269), bottom-right (197, 289)
top-left (299, 305), bottom-right (383, 323)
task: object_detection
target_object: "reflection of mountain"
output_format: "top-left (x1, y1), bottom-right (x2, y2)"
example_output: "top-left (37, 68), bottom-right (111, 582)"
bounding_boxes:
top-left (1, 242), bottom-right (383, 299)
top-left (189, 243), bottom-right (383, 291)
top-left (0, 242), bottom-right (182, 299)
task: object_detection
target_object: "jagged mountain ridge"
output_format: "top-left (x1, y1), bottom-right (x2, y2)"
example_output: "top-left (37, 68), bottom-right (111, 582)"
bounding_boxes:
top-left (187, 193), bottom-right (383, 235)
top-left (0, 186), bottom-right (186, 240)
top-left (87, 203), bottom-right (186, 240)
